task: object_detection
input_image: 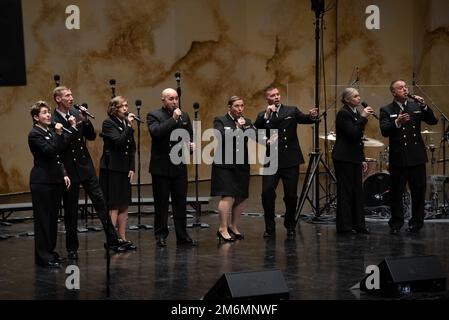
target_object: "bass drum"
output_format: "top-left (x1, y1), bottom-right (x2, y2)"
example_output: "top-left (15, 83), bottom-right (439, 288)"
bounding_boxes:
top-left (364, 172), bottom-right (391, 207)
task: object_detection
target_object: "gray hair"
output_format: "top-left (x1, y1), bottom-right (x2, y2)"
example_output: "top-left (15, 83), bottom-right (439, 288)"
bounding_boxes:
top-left (340, 87), bottom-right (358, 104)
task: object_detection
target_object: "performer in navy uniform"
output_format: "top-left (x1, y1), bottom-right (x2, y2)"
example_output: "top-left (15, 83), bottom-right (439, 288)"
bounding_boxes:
top-left (147, 88), bottom-right (197, 247)
top-left (99, 96), bottom-right (137, 250)
top-left (332, 88), bottom-right (375, 234)
top-left (52, 86), bottom-right (132, 258)
top-left (254, 86), bottom-right (318, 239)
top-left (211, 96), bottom-right (255, 242)
top-left (380, 80), bottom-right (438, 234)
top-left (28, 101), bottom-right (70, 267)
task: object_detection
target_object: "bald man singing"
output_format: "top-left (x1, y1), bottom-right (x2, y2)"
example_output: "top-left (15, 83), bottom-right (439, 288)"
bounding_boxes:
top-left (147, 88), bottom-right (197, 247)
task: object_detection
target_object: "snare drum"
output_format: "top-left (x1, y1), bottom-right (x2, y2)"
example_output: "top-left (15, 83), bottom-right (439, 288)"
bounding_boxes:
top-left (364, 172), bottom-right (391, 207)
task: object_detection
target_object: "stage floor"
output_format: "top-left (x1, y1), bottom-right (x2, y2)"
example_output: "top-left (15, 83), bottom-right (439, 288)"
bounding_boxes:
top-left (1, 177), bottom-right (449, 300)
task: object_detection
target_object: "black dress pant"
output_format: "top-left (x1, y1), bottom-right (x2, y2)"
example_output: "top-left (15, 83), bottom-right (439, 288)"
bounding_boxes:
top-left (62, 175), bottom-right (119, 251)
top-left (389, 164), bottom-right (426, 230)
top-left (333, 160), bottom-right (365, 232)
top-left (152, 174), bottom-right (189, 240)
top-left (261, 165), bottom-right (299, 233)
top-left (31, 183), bottom-right (62, 265)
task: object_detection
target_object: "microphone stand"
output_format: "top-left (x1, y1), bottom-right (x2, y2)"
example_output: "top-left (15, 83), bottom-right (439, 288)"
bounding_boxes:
top-left (175, 71), bottom-right (181, 108)
top-left (109, 79), bottom-right (116, 98)
top-left (104, 150), bottom-right (111, 297)
top-left (188, 103), bottom-right (209, 229)
top-left (129, 100), bottom-right (153, 230)
top-left (296, 0), bottom-right (337, 223)
top-left (53, 74), bottom-right (60, 87)
top-left (415, 83), bottom-right (449, 214)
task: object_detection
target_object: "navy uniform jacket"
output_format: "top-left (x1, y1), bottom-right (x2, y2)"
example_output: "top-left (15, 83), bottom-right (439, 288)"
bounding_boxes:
top-left (99, 116), bottom-right (136, 172)
top-left (147, 107), bottom-right (193, 177)
top-left (380, 100), bottom-right (438, 167)
top-left (332, 105), bottom-right (367, 164)
top-left (254, 104), bottom-right (317, 169)
top-left (53, 107), bottom-right (96, 182)
top-left (212, 114), bottom-right (255, 169)
top-left (28, 126), bottom-right (66, 184)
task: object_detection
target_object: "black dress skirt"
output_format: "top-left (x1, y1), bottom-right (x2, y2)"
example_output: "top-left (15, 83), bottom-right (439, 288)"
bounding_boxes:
top-left (211, 165), bottom-right (250, 198)
top-left (99, 169), bottom-right (131, 208)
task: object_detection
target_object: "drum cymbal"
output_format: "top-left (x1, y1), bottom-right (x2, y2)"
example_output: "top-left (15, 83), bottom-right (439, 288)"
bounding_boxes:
top-left (421, 129), bottom-right (438, 134)
top-left (362, 137), bottom-right (384, 147)
top-left (319, 132), bottom-right (336, 141)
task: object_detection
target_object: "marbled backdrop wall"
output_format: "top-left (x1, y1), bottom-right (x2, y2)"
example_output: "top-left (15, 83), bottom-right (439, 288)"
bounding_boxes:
top-left (0, 0), bottom-right (448, 194)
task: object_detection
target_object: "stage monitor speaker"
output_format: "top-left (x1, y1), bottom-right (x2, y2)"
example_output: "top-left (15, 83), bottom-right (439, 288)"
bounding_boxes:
top-left (0, 0), bottom-right (26, 86)
top-left (360, 255), bottom-right (446, 296)
top-left (203, 269), bottom-right (290, 300)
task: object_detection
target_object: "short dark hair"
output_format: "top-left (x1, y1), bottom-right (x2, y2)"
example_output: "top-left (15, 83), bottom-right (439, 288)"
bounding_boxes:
top-left (227, 95), bottom-right (243, 107)
top-left (53, 86), bottom-right (69, 100)
top-left (389, 79), bottom-right (406, 92)
top-left (264, 85), bottom-right (277, 94)
top-left (30, 100), bottom-right (50, 124)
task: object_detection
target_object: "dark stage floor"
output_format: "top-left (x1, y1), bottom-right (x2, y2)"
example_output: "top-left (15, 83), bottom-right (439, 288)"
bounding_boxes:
top-left (1, 177), bottom-right (449, 301)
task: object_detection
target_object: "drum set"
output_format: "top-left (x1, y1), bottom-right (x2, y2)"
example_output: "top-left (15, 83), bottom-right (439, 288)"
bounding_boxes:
top-left (320, 132), bottom-right (390, 214)
top-left (320, 129), bottom-right (449, 218)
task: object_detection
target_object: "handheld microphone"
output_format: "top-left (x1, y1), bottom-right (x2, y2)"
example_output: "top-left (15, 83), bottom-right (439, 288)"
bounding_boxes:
top-left (49, 122), bottom-right (72, 134)
top-left (176, 107), bottom-right (184, 123)
top-left (135, 99), bottom-right (142, 110)
top-left (193, 102), bottom-right (200, 110)
top-left (361, 101), bottom-right (379, 120)
top-left (54, 74), bottom-right (60, 87)
top-left (175, 71), bottom-right (181, 83)
top-left (407, 93), bottom-right (426, 106)
top-left (74, 104), bottom-right (95, 119)
top-left (271, 102), bottom-right (280, 118)
top-left (125, 112), bottom-right (142, 123)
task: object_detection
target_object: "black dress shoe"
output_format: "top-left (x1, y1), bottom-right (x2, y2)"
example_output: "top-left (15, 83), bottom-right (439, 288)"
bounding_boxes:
top-left (104, 242), bottom-right (127, 252)
top-left (177, 237), bottom-right (198, 246)
top-left (390, 228), bottom-right (400, 235)
top-left (263, 231), bottom-right (275, 238)
top-left (37, 261), bottom-right (61, 268)
top-left (286, 229), bottom-right (296, 239)
top-left (156, 238), bottom-right (167, 247)
top-left (217, 230), bottom-right (234, 242)
top-left (52, 253), bottom-right (66, 262)
top-left (227, 228), bottom-right (244, 240)
top-left (67, 251), bottom-right (78, 260)
top-left (123, 240), bottom-right (137, 250)
top-left (355, 228), bottom-right (370, 234)
top-left (406, 226), bottom-right (421, 233)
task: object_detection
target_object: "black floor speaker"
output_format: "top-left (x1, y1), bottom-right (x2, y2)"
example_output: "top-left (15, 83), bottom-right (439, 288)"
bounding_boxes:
top-left (361, 255), bottom-right (446, 295)
top-left (203, 269), bottom-right (290, 300)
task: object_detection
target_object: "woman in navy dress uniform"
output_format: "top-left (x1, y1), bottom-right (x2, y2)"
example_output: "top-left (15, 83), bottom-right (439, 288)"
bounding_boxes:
top-left (28, 101), bottom-right (70, 267)
top-left (332, 88), bottom-right (375, 234)
top-left (211, 96), bottom-right (255, 242)
top-left (99, 96), bottom-right (137, 249)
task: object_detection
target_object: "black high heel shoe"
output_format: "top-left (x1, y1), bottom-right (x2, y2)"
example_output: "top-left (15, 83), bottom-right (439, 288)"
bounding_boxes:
top-left (217, 230), bottom-right (234, 242)
top-left (228, 227), bottom-right (244, 240)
